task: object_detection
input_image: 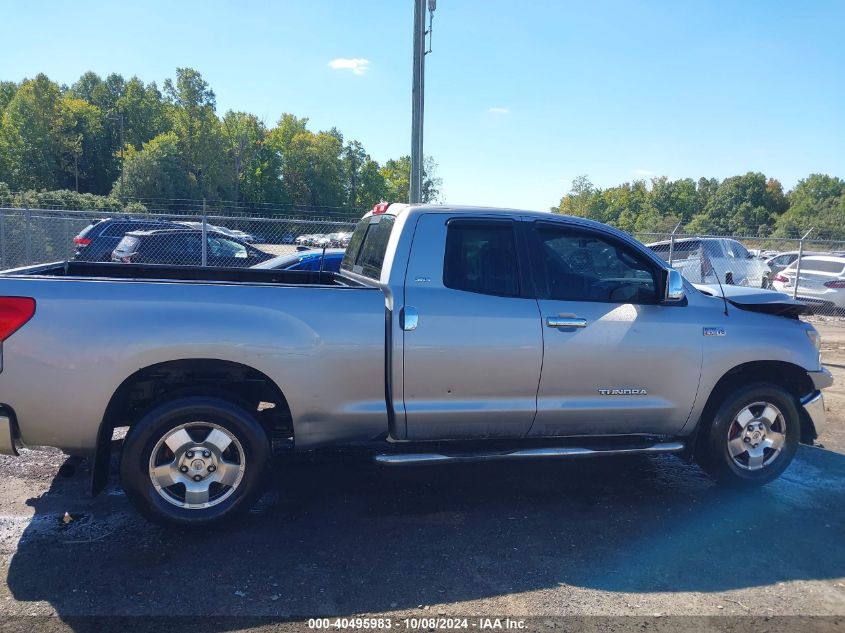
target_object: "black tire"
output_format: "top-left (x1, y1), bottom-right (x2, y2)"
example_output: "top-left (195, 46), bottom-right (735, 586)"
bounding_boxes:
top-left (696, 383), bottom-right (800, 487)
top-left (120, 396), bottom-right (271, 528)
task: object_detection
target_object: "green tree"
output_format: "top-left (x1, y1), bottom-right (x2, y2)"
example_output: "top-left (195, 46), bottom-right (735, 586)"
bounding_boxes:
top-left (111, 131), bottom-right (191, 200)
top-left (55, 96), bottom-right (111, 193)
top-left (164, 68), bottom-right (230, 199)
top-left (775, 174), bottom-right (845, 239)
top-left (222, 111), bottom-right (265, 203)
top-left (117, 77), bottom-right (169, 150)
top-left (0, 81), bottom-right (17, 113)
top-left (0, 74), bottom-right (63, 189)
top-left (380, 155), bottom-right (441, 204)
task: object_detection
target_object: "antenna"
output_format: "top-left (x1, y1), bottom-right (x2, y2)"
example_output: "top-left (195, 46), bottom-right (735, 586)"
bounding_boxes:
top-left (714, 269), bottom-right (729, 317)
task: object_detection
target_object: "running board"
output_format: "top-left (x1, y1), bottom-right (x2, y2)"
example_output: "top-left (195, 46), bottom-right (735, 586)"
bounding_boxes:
top-left (373, 441), bottom-right (685, 465)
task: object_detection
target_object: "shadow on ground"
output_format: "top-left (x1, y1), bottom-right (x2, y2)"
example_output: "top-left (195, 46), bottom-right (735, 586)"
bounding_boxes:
top-left (6, 446), bottom-right (845, 625)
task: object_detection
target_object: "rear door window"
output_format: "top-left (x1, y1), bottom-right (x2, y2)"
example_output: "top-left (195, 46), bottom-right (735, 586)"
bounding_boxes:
top-left (443, 221), bottom-right (520, 297)
top-left (114, 235), bottom-right (139, 254)
top-left (208, 235), bottom-right (248, 259)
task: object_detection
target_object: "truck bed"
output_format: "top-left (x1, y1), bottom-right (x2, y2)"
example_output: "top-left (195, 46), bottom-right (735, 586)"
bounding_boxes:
top-left (0, 261), bottom-right (365, 287)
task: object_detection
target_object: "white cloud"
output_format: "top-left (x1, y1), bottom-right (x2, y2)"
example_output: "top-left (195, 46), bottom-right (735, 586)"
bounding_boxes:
top-left (488, 107), bottom-right (510, 114)
top-left (633, 168), bottom-right (654, 177)
top-left (328, 58), bottom-right (371, 75)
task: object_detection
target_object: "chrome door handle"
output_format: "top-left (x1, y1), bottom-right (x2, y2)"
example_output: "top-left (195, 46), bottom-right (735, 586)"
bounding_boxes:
top-left (546, 316), bottom-right (587, 329)
top-left (401, 306), bottom-right (419, 331)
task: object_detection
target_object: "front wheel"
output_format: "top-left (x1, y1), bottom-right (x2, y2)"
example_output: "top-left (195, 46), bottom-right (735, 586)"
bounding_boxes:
top-left (120, 396), bottom-right (271, 527)
top-left (696, 383), bottom-right (800, 487)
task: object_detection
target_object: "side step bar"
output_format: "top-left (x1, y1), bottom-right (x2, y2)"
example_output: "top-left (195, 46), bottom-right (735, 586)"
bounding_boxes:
top-left (374, 441), bottom-right (685, 465)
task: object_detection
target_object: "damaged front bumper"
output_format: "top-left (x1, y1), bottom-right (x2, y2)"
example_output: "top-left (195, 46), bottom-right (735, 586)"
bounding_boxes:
top-left (801, 368), bottom-right (833, 439)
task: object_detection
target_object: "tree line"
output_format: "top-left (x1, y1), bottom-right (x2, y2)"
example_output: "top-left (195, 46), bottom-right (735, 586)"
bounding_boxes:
top-left (0, 68), bottom-right (441, 213)
top-left (552, 172), bottom-right (845, 240)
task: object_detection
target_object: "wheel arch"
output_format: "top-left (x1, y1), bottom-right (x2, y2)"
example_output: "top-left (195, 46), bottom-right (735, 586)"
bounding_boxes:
top-left (691, 360), bottom-right (815, 459)
top-left (91, 358), bottom-right (293, 495)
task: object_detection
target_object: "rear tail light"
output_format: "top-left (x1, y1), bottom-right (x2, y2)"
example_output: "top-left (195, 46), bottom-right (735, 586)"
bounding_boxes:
top-left (0, 297), bottom-right (35, 343)
top-left (773, 274), bottom-right (789, 283)
top-left (73, 237), bottom-right (91, 246)
top-left (824, 280), bottom-right (845, 288)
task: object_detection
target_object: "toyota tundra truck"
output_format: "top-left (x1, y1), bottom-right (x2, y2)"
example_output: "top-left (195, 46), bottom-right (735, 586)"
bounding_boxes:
top-left (0, 203), bottom-right (832, 526)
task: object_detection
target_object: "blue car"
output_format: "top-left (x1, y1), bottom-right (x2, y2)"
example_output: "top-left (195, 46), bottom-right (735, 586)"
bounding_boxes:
top-left (251, 248), bottom-right (345, 272)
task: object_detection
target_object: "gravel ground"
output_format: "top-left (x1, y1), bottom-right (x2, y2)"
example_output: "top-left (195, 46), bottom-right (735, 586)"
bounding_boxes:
top-left (0, 323), bottom-right (843, 631)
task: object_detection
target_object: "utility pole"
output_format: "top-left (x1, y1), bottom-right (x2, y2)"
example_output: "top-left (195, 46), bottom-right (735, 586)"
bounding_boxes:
top-left (410, 0), bottom-right (435, 203)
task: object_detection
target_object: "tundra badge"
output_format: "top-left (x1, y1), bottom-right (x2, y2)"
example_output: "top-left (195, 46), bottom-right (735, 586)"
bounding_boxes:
top-left (703, 327), bottom-right (726, 337)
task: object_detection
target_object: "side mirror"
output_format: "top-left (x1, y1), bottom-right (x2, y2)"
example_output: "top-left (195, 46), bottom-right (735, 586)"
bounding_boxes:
top-left (664, 268), bottom-right (685, 302)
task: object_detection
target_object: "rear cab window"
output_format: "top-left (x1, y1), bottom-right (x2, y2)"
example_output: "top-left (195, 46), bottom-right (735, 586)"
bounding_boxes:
top-left (341, 214), bottom-right (397, 280)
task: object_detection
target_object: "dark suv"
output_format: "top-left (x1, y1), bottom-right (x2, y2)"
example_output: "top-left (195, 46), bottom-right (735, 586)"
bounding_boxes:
top-left (73, 218), bottom-right (185, 261)
top-left (112, 229), bottom-right (273, 267)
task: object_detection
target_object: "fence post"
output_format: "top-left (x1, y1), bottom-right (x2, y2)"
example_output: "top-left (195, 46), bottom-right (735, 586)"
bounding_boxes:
top-left (0, 211), bottom-right (5, 269)
top-left (24, 205), bottom-right (32, 264)
top-left (668, 221), bottom-right (682, 266)
top-left (201, 198), bottom-right (208, 267)
top-left (792, 228), bottom-right (813, 300)
top-left (64, 217), bottom-right (70, 261)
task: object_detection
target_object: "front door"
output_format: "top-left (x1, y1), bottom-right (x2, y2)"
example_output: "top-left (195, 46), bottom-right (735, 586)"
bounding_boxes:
top-left (401, 214), bottom-right (543, 440)
top-left (527, 221), bottom-right (702, 437)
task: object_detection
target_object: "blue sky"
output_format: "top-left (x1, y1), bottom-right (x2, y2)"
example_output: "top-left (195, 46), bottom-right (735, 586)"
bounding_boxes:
top-left (3, 0), bottom-right (844, 209)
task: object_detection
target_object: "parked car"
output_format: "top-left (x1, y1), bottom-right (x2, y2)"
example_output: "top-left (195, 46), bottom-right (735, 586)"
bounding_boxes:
top-left (771, 255), bottom-right (845, 311)
top-left (280, 234), bottom-right (295, 244)
top-left (73, 217), bottom-right (185, 262)
top-left (763, 251), bottom-right (826, 288)
top-left (0, 203), bottom-right (830, 527)
top-left (294, 234), bottom-right (314, 246)
top-left (252, 248), bottom-right (345, 272)
top-left (648, 237), bottom-right (769, 287)
top-left (111, 229), bottom-right (273, 267)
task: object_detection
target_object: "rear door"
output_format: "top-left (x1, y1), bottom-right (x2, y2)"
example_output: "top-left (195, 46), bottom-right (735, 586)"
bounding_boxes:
top-left (401, 214), bottom-right (543, 440)
top-left (527, 221), bottom-right (701, 437)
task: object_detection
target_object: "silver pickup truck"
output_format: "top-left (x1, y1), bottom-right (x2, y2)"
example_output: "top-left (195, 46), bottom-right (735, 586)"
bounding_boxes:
top-left (0, 204), bottom-right (832, 526)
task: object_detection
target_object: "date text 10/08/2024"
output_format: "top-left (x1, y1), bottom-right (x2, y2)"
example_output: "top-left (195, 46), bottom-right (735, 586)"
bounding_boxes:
top-left (307, 617), bottom-right (527, 630)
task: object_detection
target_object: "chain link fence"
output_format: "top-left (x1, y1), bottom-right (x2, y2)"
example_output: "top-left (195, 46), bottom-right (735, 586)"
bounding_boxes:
top-left (0, 206), bottom-right (356, 271)
top-left (2, 205), bottom-right (845, 319)
top-left (634, 229), bottom-right (845, 320)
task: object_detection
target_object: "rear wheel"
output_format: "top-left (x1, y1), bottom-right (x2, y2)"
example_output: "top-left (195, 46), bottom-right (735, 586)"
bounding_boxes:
top-left (120, 397), bottom-right (270, 527)
top-left (696, 383), bottom-right (799, 487)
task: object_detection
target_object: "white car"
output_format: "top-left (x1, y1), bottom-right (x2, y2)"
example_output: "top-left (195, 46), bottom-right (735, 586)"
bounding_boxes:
top-left (647, 237), bottom-right (769, 287)
top-left (771, 255), bottom-right (845, 311)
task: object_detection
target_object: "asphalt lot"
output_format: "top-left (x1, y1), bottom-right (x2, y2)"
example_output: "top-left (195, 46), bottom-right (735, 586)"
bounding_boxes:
top-left (0, 323), bottom-right (843, 630)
